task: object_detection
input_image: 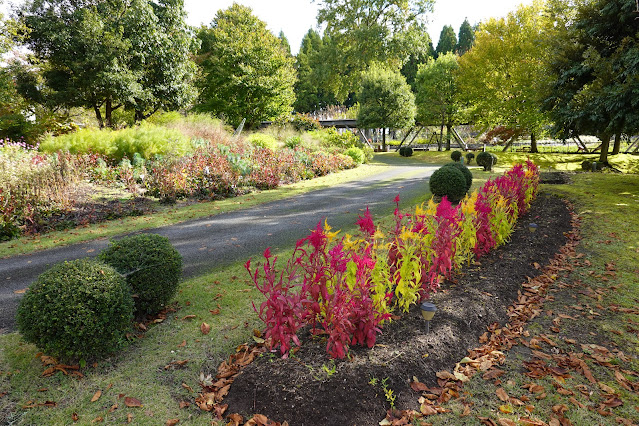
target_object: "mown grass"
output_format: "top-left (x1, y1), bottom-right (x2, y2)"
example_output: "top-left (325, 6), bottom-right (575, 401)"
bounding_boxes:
top-left (3, 154), bottom-right (636, 425)
top-left (0, 163), bottom-right (388, 258)
top-left (429, 173), bottom-right (639, 425)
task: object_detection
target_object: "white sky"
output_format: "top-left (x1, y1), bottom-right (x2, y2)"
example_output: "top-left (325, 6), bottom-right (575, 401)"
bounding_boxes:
top-left (2, 0), bottom-right (534, 54)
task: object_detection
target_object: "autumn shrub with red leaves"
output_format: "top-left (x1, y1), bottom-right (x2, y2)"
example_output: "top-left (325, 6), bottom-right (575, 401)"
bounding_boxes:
top-left (249, 162), bottom-right (540, 359)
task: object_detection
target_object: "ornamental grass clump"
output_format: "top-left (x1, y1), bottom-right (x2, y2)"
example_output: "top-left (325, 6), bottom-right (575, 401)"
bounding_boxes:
top-left (99, 234), bottom-right (182, 316)
top-left (249, 161), bottom-right (540, 359)
top-left (16, 259), bottom-right (134, 361)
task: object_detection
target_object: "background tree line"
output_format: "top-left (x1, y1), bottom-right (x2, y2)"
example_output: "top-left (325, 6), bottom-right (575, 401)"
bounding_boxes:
top-left (0, 0), bottom-right (636, 164)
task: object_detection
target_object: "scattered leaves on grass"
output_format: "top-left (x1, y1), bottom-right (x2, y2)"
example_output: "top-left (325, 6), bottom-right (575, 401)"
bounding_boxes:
top-left (90, 390), bottom-right (102, 402)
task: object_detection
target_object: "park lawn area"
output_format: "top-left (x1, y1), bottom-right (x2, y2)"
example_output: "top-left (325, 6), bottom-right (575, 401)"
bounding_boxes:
top-left (0, 162), bottom-right (389, 259)
top-left (402, 149), bottom-right (639, 174)
top-left (2, 164), bottom-right (638, 425)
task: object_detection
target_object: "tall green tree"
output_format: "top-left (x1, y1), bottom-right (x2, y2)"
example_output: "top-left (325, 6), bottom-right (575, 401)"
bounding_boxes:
top-left (357, 63), bottom-right (416, 150)
top-left (415, 53), bottom-right (460, 150)
top-left (456, 1), bottom-right (550, 153)
top-left (315, 0), bottom-right (434, 102)
top-left (17, 0), bottom-right (197, 128)
top-left (195, 4), bottom-right (296, 128)
top-left (456, 18), bottom-right (474, 55)
top-left (400, 30), bottom-right (434, 90)
top-left (436, 25), bottom-right (457, 56)
top-left (293, 29), bottom-right (338, 113)
top-left (278, 30), bottom-right (292, 56)
top-left (542, 0), bottom-right (639, 163)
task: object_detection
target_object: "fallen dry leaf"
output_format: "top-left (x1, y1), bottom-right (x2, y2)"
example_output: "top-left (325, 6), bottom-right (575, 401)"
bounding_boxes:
top-left (72, 412), bottom-right (79, 422)
top-left (127, 413), bottom-right (133, 423)
top-left (460, 404), bottom-right (471, 417)
top-left (166, 419), bottom-right (179, 426)
top-left (498, 405), bottom-right (513, 414)
top-left (182, 315), bottom-right (196, 321)
top-left (124, 397), bottom-right (143, 408)
top-left (91, 390), bottom-right (102, 403)
top-left (200, 322), bottom-right (211, 335)
top-left (498, 419), bottom-right (517, 426)
top-left (177, 340), bottom-right (186, 348)
top-left (496, 388), bottom-right (510, 402)
top-left (210, 308), bottom-right (221, 315)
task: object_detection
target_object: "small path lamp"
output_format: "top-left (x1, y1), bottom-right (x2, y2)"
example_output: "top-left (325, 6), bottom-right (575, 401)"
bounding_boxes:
top-left (528, 223), bottom-right (538, 233)
top-left (420, 302), bottom-right (437, 334)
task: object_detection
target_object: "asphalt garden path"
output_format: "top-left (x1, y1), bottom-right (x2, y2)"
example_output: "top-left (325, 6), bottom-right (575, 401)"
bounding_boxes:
top-left (0, 161), bottom-right (438, 332)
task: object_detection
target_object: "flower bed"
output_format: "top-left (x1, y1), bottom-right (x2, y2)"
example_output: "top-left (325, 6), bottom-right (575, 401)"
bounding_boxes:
top-left (248, 161), bottom-right (540, 359)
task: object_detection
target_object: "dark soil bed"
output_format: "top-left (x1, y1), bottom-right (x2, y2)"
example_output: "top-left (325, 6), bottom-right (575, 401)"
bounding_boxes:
top-left (222, 192), bottom-right (573, 426)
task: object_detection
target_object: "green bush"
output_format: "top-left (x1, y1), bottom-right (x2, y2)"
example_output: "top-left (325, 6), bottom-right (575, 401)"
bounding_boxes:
top-left (16, 259), bottom-right (134, 360)
top-left (246, 133), bottom-right (278, 150)
top-left (40, 124), bottom-right (190, 162)
top-left (399, 146), bottom-right (414, 157)
top-left (284, 135), bottom-right (302, 149)
top-left (451, 151), bottom-right (462, 162)
top-left (99, 234), bottom-right (182, 316)
top-left (443, 162), bottom-right (473, 192)
top-left (465, 152), bottom-right (475, 164)
top-left (344, 147), bottom-right (365, 164)
top-left (290, 113), bottom-right (322, 131)
top-left (581, 160), bottom-right (605, 171)
top-left (476, 152), bottom-right (498, 171)
top-left (429, 166), bottom-right (468, 202)
top-left (312, 128), bottom-right (360, 150)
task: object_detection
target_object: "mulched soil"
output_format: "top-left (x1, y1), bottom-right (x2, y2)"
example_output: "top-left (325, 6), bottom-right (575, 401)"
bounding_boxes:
top-left (220, 192), bottom-right (573, 425)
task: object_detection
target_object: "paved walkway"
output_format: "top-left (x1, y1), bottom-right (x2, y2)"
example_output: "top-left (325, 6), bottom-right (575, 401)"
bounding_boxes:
top-left (0, 160), bottom-right (438, 332)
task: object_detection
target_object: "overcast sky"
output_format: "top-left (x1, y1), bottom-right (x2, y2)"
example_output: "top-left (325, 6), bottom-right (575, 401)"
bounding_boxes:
top-left (2, 0), bottom-right (534, 54)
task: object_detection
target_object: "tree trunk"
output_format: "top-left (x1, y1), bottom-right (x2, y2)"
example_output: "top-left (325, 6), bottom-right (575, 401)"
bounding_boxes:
top-left (530, 132), bottom-right (539, 153)
top-left (105, 98), bottom-right (114, 129)
top-left (438, 119), bottom-right (444, 151)
top-left (598, 134), bottom-right (611, 164)
top-left (93, 104), bottom-right (104, 129)
top-left (612, 131), bottom-right (621, 155)
top-left (382, 128), bottom-right (386, 151)
top-left (446, 123), bottom-right (452, 151)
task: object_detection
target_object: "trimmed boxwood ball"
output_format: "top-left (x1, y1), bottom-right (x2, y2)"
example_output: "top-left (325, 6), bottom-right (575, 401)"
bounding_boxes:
top-left (476, 152), bottom-right (498, 171)
top-left (443, 162), bottom-right (473, 192)
top-left (99, 234), bottom-right (182, 316)
top-left (451, 151), bottom-right (462, 162)
top-left (398, 146), bottom-right (413, 157)
top-left (465, 152), bottom-right (475, 164)
top-left (429, 166), bottom-right (468, 202)
top-left (16, 259), bottom-right (134, 360)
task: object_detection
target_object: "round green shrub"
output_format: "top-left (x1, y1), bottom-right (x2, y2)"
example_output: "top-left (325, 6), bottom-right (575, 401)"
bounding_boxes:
top-left (399, 146), bottom-right (413, 157)
top-left (451, 151), bottom-right (462, 162)
top-left (429, 166), bottom-right (468, 202)
top-left (16, 259), bottom-right (134, 360)
top-left (476, 152), bottom-right (498, 171)
top-left (344, 147), bottom-right (365, 164)
top-left (443, 162), bottom-right (473, 192)
top-left (99, 234), bottom-right (182, 316)
top-left (465, 152), bottom-right (475, 164)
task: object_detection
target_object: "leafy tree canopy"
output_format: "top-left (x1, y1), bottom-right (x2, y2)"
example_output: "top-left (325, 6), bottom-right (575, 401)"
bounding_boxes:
top-left (357, 62), bottom-right (416, 148)
top-left (456, 18), bottom-right (474, 55)
top-left (542, 0), bottom-right (639, 162)
top-left (195, 4), bottom-right (296, 128)
top-left (456, 1), bottom-right (550, 152)
top-left (315, 0), bottom-right (434, 102)
top-left (17, 0), bottom-right (198, 128)
top-left (436, 25), bottom-right (457, 55)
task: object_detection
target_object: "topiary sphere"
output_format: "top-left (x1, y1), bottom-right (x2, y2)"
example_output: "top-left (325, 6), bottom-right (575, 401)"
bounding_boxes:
top-left (450, 151), bottom-right (462, 162)
top-left (465, 152), bottom-right (475, 164)
top-left (17, 259), bottom-right (134, 361)
top-left (399, 146), bottom-right (414, 157)
top-left (429, 166), bottom-right (468, 203)
top-left (99, 234), bottom-right (182, 316)
top-left (444, 162), bottom-right (473, 192)
top-left (476, 152), bottom-right (498, 171)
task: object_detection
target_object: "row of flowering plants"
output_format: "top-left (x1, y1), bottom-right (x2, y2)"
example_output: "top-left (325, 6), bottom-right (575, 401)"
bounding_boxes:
top-left (248, 161), bottom-right (540, 359)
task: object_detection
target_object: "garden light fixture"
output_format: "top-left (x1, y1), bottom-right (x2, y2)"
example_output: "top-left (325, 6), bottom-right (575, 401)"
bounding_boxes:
top-left (420, 302), bottom-right (437, 333)
top-left (528, 223), bottom-right (538, 233)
